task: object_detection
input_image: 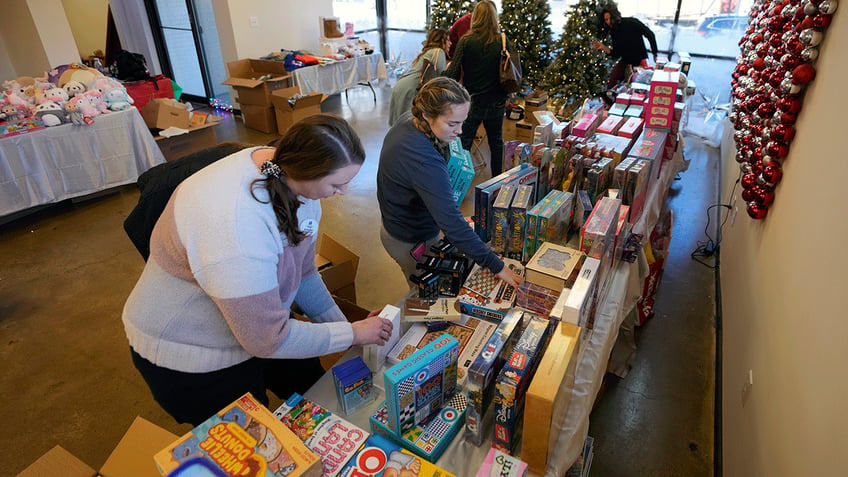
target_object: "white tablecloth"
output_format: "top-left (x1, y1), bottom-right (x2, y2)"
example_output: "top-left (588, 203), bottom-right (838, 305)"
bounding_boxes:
top-left (294, 53), bottom-right (388, 96)
top-left (0, 108), bottom-right (165, 219)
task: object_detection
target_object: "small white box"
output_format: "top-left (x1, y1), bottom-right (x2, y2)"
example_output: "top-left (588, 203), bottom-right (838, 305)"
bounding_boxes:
top-left (362, 304), bottom-right (401, 372)
top-left (563, 258), bottom-right (601, 328)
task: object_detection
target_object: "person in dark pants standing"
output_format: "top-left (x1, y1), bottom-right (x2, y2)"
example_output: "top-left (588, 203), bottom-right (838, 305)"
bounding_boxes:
top-left (444, 0), bottom-right (515, 177)
top-left (592, 3), bottom-right (658, 88)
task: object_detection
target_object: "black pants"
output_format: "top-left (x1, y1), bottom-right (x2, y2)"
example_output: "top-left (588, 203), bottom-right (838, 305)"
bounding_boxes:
top-left (461, 101), bottom-right (506, 176)
top-left (130, 348), bottom-right (325, 426)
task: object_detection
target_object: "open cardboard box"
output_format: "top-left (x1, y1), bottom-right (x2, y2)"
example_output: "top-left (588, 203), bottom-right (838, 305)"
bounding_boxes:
top-left (222, 58), bottom-right (291, 107)
top-left (270, 87), bottom-right (325, 135)
top-left (141, 98), bottom-right (190, 129)
top-left (316, 233), bottom-right (359, 304)
top-left (16, 417), bottom-right (177, 477)
top-left (154, 116), bottom-right (221, 161)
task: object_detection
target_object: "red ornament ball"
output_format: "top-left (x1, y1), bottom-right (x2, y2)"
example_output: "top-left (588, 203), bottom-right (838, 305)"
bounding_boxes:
top-left (753, 185), bottom-right (776, 206)
top-left (741, 188), bottom-right (757, 202)
top-left (792, 63), bottom-right (816, 84)
top-left (762, 164), bottom-right (784, 184)
top-left (741, 173), bottom-right (759, 190)
top-left (747, 202), bottom-right (769, 219)
top-left (770, 124), bottom-right (796, 142)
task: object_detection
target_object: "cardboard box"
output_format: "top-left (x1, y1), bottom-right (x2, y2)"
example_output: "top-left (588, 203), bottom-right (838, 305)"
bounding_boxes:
top-left (17, 416), bottom-right (178, 477)
top-left (141, 98), bottom-right (190, 129)
top-left (223, 58), bottom-right (291, 106)
top-left (154, 117), bottom-right (220, 162)
top-left (270, 87), bottom-right (324, 135)
top-left (240, 103), bottom-right (277, 134)
top-left (525, 242), bottom-right (584, 292)
top-left (524, 322), bottom-right (582, 475)
top-left (315, 233), bottom-right (359, 303)
top-left (515, 120), bottom-right (534, 142)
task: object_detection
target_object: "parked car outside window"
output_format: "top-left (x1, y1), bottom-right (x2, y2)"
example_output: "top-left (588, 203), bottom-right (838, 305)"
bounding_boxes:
top-left (696, 15), bottom-right (748, 37)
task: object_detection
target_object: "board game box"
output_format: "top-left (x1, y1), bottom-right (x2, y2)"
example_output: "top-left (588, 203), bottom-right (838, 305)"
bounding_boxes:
top-left (492, 315), bottom-right (552, 454)
top-left (338, 433), bottom-right (457, 477)
top-left (332, 356), bottom-right (375, 415)
top-left (383, 334), bottom-right (460, 436)
top-left (475, 447), bottom-right (528, 477)
top-left (154, 392), bottom-right (322, 477)
top-left (464, 308), bottom-right (524, 446)
top-left (491, 184), bottom-right (517, 255)
top-left (370, 392), bottom-right (468, 462)
top-left (387, 314), bottom-right (495, 388)
top-left (457, 258), bottom-right (524, 322)
top-left (362, 304), bottom-right (401, 372)
top-left (273, 393), bottom-right (370, 477)
top-left (507, 184), bottom-right (535, 261)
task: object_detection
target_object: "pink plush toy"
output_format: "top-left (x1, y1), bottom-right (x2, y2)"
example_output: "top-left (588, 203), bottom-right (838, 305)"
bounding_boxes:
top-left (70, 95), bottom-right (98, 119)
top-left (83, 90), bottom-right (109, 114)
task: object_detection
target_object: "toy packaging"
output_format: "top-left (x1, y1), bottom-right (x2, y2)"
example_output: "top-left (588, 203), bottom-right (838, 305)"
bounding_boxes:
top-left (565, 435), bottom-right (595, 477)
top-left (491, 184), bottom-right (517, 255)
top-left (524, 322), bottom-right (582, 475)
top-left (630, 127), bottom-right (669, 179)
top-left (332, 356), bottom-right (375, 414)
top-left (585, 157), bottom-right (613, 205)
top-left (387, 314), bottom-right (496, 388)
top-left (536, 190), bottom-right (573, 247)
top-left (273, 393), bottom-right (370, 477)
top-left (474, 164), bottom-right (538, 242)
top-left (411, 270), bottom-right (440, 300)
top-left (475, 447), bottom-right (528, 477)
top-left (383, 334), bottom-right (459, 435)
top-left (562, 257), bottom-right (601, 328)
top-left (612, 157), bottom-right (637, 191)
top-left (402, 297), bottom-right (461, 322)
top-left (581, 197), bottom-right (622, 297)
top-left (457, 259), bottom-right (524, 322)
top-left (338, 434), bottom-right (457, 477)
top-left (362, 304), bottom-right (401, 372)
top-left (465, 309), bottom-right (524, 446)
top-left (154, 393), bottom-right (322, 477)
top-left (370, 392), bottom-right (467, 461)
top-left (524, 189), bottom-right (561, 261)
top-left (447, 137), bottom-right (476, 206)
top-left (0, 118), bottom-right (46, 138)
top-left (524, 242), bottom-right (584, 292)
top-left (515, 280), bottom-right (562, 317)
top-left (507, 184), bottom-right (535, 261)
top-left (624, 158), bottom-right (651, 224)
top-left (492, 314), bottom-right (552, 454)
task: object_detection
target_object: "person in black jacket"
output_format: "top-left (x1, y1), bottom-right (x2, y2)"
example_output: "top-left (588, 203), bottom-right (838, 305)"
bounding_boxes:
top-left (592, 3), bottom-right (658, 88)
top-left (444, 0), bottom-right (515, 177)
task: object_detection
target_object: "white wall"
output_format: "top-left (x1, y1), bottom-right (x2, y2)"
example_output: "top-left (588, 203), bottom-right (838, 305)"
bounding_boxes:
top-left (27, 0), bottom-right (81, 68)
top-left (0, 1), bottom-right (52, 76)
top-left (62, 0), bottom-right (109, 59)
top-left (0, 28), bottom-right (18, 81)
top-left (720, 10), bottom-right (848, 477)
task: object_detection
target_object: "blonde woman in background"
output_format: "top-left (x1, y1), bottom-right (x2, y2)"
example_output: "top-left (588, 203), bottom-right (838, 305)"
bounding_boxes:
top-left (388, 29), bottom-right (450, 126)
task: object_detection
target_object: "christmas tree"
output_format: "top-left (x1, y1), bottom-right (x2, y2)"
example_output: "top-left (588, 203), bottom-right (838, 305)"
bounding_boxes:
top-left (542, 0), bottom-right (613, 117)
top-left (429, 0), bottom-right (476, 30)
top-left (501, 0), bottom-right (553, 90)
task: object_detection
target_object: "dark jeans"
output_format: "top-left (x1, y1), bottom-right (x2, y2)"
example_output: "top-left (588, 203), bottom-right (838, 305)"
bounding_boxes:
top-left (460, 101), bottom-right (506, 176)
top-left (131, 348), bottom-right (325, 426)
top-left (608, 60), bottom-right (635, 88)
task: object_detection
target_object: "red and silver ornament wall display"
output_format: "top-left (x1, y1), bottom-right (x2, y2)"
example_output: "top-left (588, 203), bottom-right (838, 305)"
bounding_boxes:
top-left (730, 0), bottom-right (838, 219)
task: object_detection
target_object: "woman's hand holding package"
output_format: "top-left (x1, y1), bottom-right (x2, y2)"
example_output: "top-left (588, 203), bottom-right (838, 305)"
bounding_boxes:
top-left (352, 307), bottom-right (395, 346)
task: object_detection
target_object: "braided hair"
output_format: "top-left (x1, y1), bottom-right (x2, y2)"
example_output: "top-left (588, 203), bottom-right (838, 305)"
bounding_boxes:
top-left (251, 114), bottom-right (364, 245)
top-left (411, 77), bottom-right (470, 159)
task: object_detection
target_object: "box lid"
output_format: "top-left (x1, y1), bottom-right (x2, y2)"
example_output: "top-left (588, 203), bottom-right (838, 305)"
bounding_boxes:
top-left (270, 87), bottom-right (324, 111)
top-left (99, 416), bottom-right (179, 477)
top-left (225, 58), bottom-right (289, 80)
top-left (16, 446), bottom-right (96, 477)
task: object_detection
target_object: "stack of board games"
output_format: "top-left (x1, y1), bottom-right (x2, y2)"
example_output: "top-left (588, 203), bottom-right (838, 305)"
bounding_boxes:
top-left (332, 356), bottom-right (375, 414)
top-left (474, 164), bottom-right (538, 242)
top-left (370, 392), bottom-right (468, 461)
top-left (457, 258), bottom-right (524, 321)
top-left (383, 334), bottom-right (459, 435)
top-left (475, 447), bottom-right (529, 477)
top-left (508, 184), bottom-right (535, 261)
top-left (465, 309), bottom-right (524, 446)
top-left (491, 184), bottom-right (517, 255)
top-left (387, 315), bottom-right (494, 388)
top-left (273, 393), bottom-right (370, 477)
top-left (154, 393), bottom-right (322, 477)
top-left (492, 315), bottom-right (552, 454)
top-left (338, 434), bottom-right (457, 477)
top-left (362, 305), bottom-right (401, 372)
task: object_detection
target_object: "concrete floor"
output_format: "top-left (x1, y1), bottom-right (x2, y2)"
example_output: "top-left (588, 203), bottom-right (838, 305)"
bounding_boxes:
top-left (0, 83), bottom-right (716, 476)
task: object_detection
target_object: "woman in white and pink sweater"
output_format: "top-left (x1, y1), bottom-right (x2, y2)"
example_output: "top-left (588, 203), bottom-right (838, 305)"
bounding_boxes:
top-left (123, 115), bottom-right (393, 425)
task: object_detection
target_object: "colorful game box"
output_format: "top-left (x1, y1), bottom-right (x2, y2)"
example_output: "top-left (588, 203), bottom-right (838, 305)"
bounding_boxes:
top-left (457, 258), bottom-right (525, 322)
top-left (402, 297), bottom-right (461, 322)
top-left (387, 314), bottom-right (496, 388)
top-left (524, 242), bottom-right (584, 292)
top-left (362, 305), bottom-right (401, 372)
top-left (332, 356), bottom-right (375, 415)
top-left (475, 447), bottom-right (528, 477)
top-left (465, 308), bottom-right (525, 446)
top-left (563, 257), bottom-right (601, 328)
top-left (524, 189), bottom-right (561, 260)
top-left (273, 393), bottom-right (370, 477)
top-left (338, 434), bottom-right (457, 477)
top-left (447, 137), bottom-right (476, 206)
top-left (370, 392), bottom-right (467, 462)
top-left (0, 117), bottom-right (46, 138)
top-left (507, 184), bottom-right (535, 261)
top-left (491, 184), bottom-right (517, 255)
top-left (474, 164), bottom-right (538, 242)
top-left (154, 393), bottom-right (322, 477)
top-left (383, 334), bottom-right (459, 436)
top-left (537, 190), bottom-right (573, 246)
top-left (492, 315), bottom-right (552, 454)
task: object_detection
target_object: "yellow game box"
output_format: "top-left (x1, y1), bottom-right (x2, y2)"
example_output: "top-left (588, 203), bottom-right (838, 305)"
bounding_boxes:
top-left (154, 392), bottom-right (322, 477)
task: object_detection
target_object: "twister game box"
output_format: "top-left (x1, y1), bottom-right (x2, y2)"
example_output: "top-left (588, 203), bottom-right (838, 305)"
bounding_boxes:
top-left (339, 434), bottom-right (456, 477)
top-left (370, 392), bottom-right (468, 461)
top-left (154, 392), bottom-right (321, 477)
top-left (384, 334), bottom-right (459, 436)
top-left (273, 393), bottom-right (369, 477)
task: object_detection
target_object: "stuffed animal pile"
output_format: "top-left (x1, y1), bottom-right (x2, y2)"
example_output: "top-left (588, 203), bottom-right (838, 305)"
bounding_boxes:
top-left (1, 63), bottom-right (134, 128)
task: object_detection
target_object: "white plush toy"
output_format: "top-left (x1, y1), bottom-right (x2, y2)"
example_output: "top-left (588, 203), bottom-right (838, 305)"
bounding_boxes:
top-left (103, 86), bottom-right (134, 111)
top-left (34, 100), bottom-right (68, 127)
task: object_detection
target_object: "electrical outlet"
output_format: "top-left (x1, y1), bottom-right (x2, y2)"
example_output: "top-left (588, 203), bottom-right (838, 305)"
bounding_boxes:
top-left (249, 16), bottom-right (259, 28)
top-left (741, 369), bottom-right (753, 406)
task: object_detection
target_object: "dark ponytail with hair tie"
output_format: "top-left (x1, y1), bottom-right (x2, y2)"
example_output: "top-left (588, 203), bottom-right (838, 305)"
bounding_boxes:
top-left (411, 77), bottom-right (470, 160)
